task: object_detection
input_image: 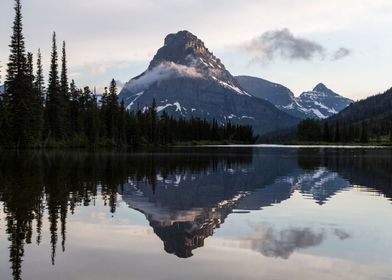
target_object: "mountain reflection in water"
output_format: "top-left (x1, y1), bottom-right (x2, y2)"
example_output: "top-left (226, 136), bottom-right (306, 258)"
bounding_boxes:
top-left (0, 147), bottom-right (391, 280)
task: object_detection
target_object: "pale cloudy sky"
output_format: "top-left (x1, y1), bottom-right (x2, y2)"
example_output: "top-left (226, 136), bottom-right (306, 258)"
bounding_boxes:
top-left (1, 0), bottom-right (392, 99)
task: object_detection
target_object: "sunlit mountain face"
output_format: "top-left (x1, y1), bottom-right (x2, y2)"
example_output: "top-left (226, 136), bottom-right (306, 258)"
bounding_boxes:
top-left (0, 147), bottom-right (391, 279)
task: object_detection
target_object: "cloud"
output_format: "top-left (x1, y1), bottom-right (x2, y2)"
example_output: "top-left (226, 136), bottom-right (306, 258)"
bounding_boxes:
top-left (83, 63), bottom-right (110, 77)
top-left (83, 62), bottom-right (134, 77)
top-left (241, 29), bottom-right (351, 64)
top-left (243, 224), bottom-right (351, 259)
top-left (332, 47), bottom-right (351, 61)
top-left (247, 226), bottom-right (325, 259)
top-left (123, 62), bottom-right (204, 93)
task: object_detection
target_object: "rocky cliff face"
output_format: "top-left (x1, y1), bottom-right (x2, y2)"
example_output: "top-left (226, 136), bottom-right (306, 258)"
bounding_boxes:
top-left (118, 31), bottom-right (299, 135)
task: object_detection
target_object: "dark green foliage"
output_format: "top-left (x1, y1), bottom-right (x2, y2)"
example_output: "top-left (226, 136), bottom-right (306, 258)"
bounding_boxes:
top-left (46, 33), bottom-right (67, 141)
top-left (297, 119), bottom-right (321, 142)
top-left (2, 0), bottom-right (42, 148)
top-left (334, 121), bottom-right (340, 142)
top-left (323, 122), bottom-right (331, 142)
top-left (60, 41), bottom-right (69, 100)
top-left (360, 121), bottom-right (369, 143)
top-left (34, 49), bottom-right (44, 95)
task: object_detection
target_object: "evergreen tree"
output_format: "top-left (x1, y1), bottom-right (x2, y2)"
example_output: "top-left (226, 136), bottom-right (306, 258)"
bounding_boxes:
top-left (69, 79), bottom-right (81, 137)
top-left (323, 122), bottom-right (330, 142)
top-left (6, 0), bottom-right (27, 83)
top-left (100, 79), bottom-right (120, 143)
top-left (334, 121), bottom-right (340, 143)
top-left (60, 41), bottom-right (69, 100)
top-left (149, 98), bottom-right (157, 143)
top-left (360, 121), bottom-right (369, 143)
top-left (389, 123), bottom-right (392, 143)
top-left (26, 52), bottom-right (34, 84)
top-left (297, 119), bottom-right (321, 142)
top-left (60, 40), bottom-right (71, 136)
top-left (4, 0), bottom-right (40, 147)
top-left (34, 49), bottom-right (44, 95)
top-left (46, 32), bottom-right (66, 141)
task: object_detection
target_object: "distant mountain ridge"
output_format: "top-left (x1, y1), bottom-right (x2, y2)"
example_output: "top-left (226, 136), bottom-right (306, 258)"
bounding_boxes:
top-left (118, 31), bottom-right (300, 135)
top-left (236, 76), bottom-right (353, 119)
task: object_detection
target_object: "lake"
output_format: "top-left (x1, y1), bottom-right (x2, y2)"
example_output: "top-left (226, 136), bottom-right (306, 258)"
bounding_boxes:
top-left (0, 147), bottom-right (391, 280)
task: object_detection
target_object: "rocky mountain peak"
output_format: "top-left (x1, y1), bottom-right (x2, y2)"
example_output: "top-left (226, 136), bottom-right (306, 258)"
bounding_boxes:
top-left (312, 83), bottom-right (338, 96)
top-left (149, 30), bottom-right (222, 70)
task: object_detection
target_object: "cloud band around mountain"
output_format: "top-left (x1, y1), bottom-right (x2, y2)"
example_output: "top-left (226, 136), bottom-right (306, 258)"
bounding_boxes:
top-left (241, 29), bottom-right (351, 64)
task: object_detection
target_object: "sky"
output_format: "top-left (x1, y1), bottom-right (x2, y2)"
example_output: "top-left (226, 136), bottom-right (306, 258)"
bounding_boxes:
top-left (0, 0), bottom-right (392, 100)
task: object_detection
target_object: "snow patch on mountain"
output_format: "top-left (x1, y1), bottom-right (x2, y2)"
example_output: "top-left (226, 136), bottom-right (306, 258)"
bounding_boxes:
top-left (126, 91), bottom-right (144, 110)
top-left (157, 102), bottom-right (183, 113)
top-left (213, 77), bottom-right (251, 96)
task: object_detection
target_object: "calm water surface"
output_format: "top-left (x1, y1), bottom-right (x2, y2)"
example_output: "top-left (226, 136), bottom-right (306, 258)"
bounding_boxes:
top-left (0, 147), bottom-right (391, 280)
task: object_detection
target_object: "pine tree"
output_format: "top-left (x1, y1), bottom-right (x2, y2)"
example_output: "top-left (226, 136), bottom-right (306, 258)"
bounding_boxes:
top-left (6, 0), bottom-right (27, 83)
top-left (389, 122), bottom-right (392, 143)
top-left (60, 40), bottom-right (71, 136)
top-left (4, 0), bottom-right (40, 147)
top-left (334, 121), bottom-right (340, 143)
top-left (60, 41), bottom-right (69, 100)
top-left (46, 32), bottom-right (66, 141)
top-left (26, 52), bottom-right (34, 84)
top-left (323, 122), bottom-right (330, 142)
top-left (34, 49), bottom-right (44, 95)
top-left (360, 121), bottom-right (369, 143)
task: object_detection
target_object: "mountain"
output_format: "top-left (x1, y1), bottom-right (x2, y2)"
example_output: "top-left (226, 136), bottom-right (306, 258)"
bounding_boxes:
top-left (235, 76), bottom-right (296, 107)
top-left (236, 76), bottom-right (315, 119)
top-left (297, 83), bottom-right (353, 119)
top-left (236, 76), bottom-right (353, 119)
top-left (118, 31), bottom-right (299, 135)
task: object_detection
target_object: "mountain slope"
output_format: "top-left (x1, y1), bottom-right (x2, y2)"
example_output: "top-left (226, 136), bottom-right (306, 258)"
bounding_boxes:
top-left (118, 31), bottom-right (299, 135)
top-left (327, 87), bottom-right (392, 135)
top-left (235, 76), bottom-right (296, 107)
top-left (236, 76), bottom-right (353, 120)
top-left (0, 84), bottom-right (4, 95)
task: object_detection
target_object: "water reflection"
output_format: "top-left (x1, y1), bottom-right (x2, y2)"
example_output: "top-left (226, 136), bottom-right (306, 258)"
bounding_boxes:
top-left (243, 225), bottom-right (351, 259)
top-left (0, 147), bottom-right (391, 280)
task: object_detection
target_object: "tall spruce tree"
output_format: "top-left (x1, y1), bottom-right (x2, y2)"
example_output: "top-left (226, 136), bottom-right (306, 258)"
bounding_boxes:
top-left (34, 49), bottom-right (44, 98)
top-left (6, 0), bottom-right (27, 83)
top-left (60, 41), bottom-right (69, 100)
top-left (5, 0), bottom-right (40, 147)
top-left (360, 121), bottom-right (369, 143)
top-left (26, 52), bottom-right (34, 83)
top-left (323, 122), bottom-right (330, 142)
top-left (334, 121), bottom-right (340, 143)
top-left (46, 32), bottom-right (66, 141)
top-left (60, 41), bottom-right (70, 136)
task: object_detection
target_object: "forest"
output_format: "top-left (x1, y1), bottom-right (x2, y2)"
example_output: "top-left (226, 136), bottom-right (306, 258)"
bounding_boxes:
top-left (0, 0), bottom-right (256, 149)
